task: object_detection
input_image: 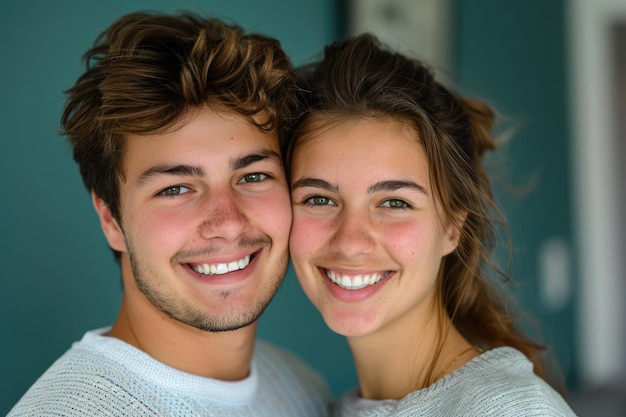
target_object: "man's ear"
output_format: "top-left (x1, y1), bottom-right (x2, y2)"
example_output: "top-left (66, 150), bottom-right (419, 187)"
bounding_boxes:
top-left (443, 211), bottom-right (468, 255)
top-left (92, 191), bottom-right (126, 253)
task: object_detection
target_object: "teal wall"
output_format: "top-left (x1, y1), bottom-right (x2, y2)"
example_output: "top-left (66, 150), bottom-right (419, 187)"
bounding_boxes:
top-left (454, 0), bottom-right (577, 386)
top-left (0, 1), bottom-right (353, 414)
top-left (1, 0), bottom-right (577, 414)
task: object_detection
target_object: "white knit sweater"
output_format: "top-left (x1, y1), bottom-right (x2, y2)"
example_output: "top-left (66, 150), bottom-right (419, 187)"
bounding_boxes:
top-left (8, 328), bottom-right (331, 416)
top-left (336, 347), bottom-right (577, 417)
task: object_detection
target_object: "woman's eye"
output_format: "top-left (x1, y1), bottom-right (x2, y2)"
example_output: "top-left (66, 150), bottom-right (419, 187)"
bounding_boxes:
top-left (305, 196), bottom-right (335, 206)
top-left (381, 199), bottom-right (410, 209)
top-left (239, 173), bottom-right (268, 183)
top-left (158, 185), bottom-right (190, 196)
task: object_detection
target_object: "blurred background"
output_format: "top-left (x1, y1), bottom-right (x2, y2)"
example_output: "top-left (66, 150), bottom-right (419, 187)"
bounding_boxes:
top-left (1, 1), bottom-right (624, 415)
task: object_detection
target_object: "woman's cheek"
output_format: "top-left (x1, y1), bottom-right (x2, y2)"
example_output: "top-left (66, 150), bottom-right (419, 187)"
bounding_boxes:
top-left (290, 217), bottom-right (327, 256)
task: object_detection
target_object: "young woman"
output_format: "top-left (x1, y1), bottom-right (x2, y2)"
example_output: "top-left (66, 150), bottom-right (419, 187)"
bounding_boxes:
top-left (287, 34), bottom-right (577, 416)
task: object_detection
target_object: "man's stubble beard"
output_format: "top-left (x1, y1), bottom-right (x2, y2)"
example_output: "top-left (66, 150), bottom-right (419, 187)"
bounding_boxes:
top-left (126, 240), bottom-right (288, 332)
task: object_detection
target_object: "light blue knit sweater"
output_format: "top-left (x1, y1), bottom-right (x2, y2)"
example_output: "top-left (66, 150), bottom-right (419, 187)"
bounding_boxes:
top-left (8, 328), bottom-right (331, 416)
top-left (336, 347), bottom-right (577, 417)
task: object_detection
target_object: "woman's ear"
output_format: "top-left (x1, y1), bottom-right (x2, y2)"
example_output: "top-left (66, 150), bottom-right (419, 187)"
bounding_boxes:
top-left (92, 191), bottom-right (126, 253)
top-left (443, 211), bottom-right (467, 255)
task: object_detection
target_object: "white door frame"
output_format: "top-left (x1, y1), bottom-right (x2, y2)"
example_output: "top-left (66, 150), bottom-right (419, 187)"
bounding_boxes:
top-left (569, 0), bottom-right (626, 388)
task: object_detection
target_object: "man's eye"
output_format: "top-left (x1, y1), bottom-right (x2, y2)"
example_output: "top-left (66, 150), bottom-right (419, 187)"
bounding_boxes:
top-left (380, 199), bottom-right (410, 209)
top-left (239, 173), bottom-right (268, 183)
top-left (158, 185), bottom-right (190, 196)
top-left (305, 196), bottom-right (335, 206)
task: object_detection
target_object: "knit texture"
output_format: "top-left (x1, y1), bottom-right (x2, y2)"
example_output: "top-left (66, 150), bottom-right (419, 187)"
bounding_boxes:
top-left (337, 347), bottom-right (577, 417)
top-left (8, 328), bottom-right (331, 416)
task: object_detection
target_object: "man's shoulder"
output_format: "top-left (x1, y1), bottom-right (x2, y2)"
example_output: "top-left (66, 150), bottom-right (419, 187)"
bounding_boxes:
top-left (254, 340), bottom-right (332, 408)
top-left (254, 340), bottom-right (325, 383)
top-left (7, 332), bottom-right (150, 416)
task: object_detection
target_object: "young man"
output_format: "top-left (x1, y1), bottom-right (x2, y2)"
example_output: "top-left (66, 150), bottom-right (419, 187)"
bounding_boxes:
top-left (8, 11), bottom-right (330, 416)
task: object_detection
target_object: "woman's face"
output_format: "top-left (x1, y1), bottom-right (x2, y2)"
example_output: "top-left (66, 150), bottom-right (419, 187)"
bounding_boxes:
top-left (289, 118), bottom-right (460, 338)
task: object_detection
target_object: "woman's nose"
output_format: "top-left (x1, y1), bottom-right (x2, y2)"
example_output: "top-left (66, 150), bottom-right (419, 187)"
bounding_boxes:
top-left (330, 209), bottom-right (375, 257)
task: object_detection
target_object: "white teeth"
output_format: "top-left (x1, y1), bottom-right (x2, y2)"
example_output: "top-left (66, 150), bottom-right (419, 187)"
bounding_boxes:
top-left (192, 255), bottom-right (251, 276)
top-left (326, 270), bottom-right (388, 290)
top-left (341, 276), bottom-right (351, 288)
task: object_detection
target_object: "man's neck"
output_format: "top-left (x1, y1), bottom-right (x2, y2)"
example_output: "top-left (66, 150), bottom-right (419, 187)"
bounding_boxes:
top-left (107, 295), bottom-right (257, 381)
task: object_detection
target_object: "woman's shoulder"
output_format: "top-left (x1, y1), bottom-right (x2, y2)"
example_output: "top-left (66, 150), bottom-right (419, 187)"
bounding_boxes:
top-left (336, 347), bottom-right (578, 417)
top-left (454, 346), bottom-right (534, 380)
top-left (415, 346), bottom-right (578, 416)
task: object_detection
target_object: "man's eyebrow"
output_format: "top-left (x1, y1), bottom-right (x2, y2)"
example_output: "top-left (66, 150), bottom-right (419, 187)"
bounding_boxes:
top-left (291, 178), bottom-right (339, 192)
top-left (136, 164), bottom-right (204, 186)
top-left (230, 150), bottom-right (282, 170)
top-left (367, 180), bottom-right (429, 196)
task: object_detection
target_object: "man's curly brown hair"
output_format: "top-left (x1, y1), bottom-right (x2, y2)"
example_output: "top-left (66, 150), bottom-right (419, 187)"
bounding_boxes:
top-left (62, 11), bottom-right (297, 222)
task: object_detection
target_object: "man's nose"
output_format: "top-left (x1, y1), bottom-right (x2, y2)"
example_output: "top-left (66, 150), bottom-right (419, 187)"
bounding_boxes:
top-left (198, 189), bottom-right (249, 241)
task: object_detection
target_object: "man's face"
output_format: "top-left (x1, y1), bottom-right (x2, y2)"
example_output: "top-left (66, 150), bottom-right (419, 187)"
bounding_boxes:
top-left (97, 107), bottom-right (291, 332)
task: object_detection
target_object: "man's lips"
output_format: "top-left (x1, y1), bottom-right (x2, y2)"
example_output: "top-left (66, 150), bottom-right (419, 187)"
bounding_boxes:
top-left (189, 252), bottom-right (256, 276)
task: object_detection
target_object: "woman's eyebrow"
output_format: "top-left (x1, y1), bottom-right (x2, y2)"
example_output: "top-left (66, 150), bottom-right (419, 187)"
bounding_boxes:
top-left (291, 177), bottom-right (339, 192)
top-left (367, 180), bottom-right (429, 196)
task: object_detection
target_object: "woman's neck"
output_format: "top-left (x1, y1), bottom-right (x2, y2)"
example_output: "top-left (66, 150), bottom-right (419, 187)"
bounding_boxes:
top-left (347, 311), bottom-right (476, 400)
